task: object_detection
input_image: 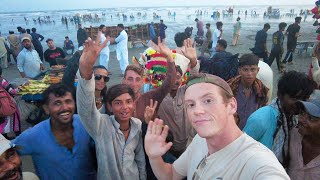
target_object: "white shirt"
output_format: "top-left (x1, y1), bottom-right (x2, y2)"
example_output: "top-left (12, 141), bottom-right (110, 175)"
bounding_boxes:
top-left (257, 60), bottom-right (274, 103)
top-left (22, 172), bottom-right (39, 180)
top-left (17, 48), bottom-right (42, 78)
top-left (100, 33), bottom-right (110, 55)
top-left (115, 30), bottom-right (128, 52)
top-left (211, 29), bottom-right (221, 48)
top-left (173, 133), bottom-right (289, 180)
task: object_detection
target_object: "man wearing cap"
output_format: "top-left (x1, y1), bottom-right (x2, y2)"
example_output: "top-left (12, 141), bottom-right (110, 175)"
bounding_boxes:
top-left (282, 17), bottom-right (302, 65)
top-left (17, 37), bottom-right (44, 78)
top-left (243, 71), bottom-right (316, 167)
top-left (144, 73), bottom-right (289, 179)
top-left (44, 38), bottom-right (65, 66)
top-left (115, 24), bottom-right (129, 75)
top-left (18, 29), bottom-right (33, 49)
top-left (287, 97), bottom-right (320, 179)
top-left (63, 36), bottom-right (74, 55)
top-left (0, 134), bottom-right (39, 180)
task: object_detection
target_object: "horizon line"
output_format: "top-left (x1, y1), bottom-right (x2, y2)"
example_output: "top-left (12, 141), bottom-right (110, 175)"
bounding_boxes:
top-left (0, 4), bottom-right (313, 14)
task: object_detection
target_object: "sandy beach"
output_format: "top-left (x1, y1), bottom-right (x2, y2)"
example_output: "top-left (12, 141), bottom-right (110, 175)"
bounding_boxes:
top-left (2, 17), bottom-right (316, 173)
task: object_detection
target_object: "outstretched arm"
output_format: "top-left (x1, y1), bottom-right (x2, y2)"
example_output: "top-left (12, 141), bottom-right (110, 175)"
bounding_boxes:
top-left (148, 37), bottom-right (177, 103)
top-left (77, 32), bottom-right (108, 137)
top-left (79, 31), bottom-right (107, 79)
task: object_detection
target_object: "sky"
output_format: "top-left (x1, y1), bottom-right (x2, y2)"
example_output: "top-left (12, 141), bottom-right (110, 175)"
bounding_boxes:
top-left (0, 0), bottom-right (313, 12)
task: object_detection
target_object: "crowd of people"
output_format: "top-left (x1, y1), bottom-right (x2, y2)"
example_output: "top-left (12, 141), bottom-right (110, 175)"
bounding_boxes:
top-left (0, 13), bottom-right (320, 180)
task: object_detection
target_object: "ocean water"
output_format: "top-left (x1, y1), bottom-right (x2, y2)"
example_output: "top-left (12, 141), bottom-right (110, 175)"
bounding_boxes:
top-left (0, 5), bottom-right (314, 51)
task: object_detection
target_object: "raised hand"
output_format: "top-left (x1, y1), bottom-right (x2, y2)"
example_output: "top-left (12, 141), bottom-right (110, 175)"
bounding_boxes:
top-left (144, 99), bottom-right (158, 124)
top-left (181, 38), bottom-right (197, 62)
top-left (145, 119), bottom-right (172, 159)
top-left (79, 31), bottom-right (107, 79)
top-left (150, 37), bottom-right (174, 62)
top-left (82, 31), bottom-right (107, 66)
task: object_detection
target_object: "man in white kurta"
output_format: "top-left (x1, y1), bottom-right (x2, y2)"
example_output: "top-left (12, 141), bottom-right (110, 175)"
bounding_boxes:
top-left (115, 24), bottom-right (128, 75)
top-left (99, 25), bottom-right (110, 70)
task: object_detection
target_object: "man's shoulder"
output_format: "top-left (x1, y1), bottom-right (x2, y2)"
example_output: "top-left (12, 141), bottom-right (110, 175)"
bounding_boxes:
top-left (236, 135), bottom-right (276, 162)
top-left (246, 105), bottom-right (278, 126)
top-left (273, 31), bottom-right (281, 36)
top-left (44, 48), bottom-right (51, 54)
top-left (22, 172), bottom-right (39, 180)
top-left (17, 119), bottom-right (50, 138)
top-left (56, 47), bottom-right (64, 51)
top-left (130, 117), bottom-right (142, 127)
top-left (241, 137), bottom-right (289, 179)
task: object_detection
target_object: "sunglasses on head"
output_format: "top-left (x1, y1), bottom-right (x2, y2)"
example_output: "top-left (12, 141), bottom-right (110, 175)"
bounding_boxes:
top-left (94, 75), bottom-right (110, 82)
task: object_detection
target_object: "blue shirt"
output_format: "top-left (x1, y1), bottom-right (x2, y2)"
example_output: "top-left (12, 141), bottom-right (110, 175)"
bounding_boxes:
top-left (243, 105), bottom-right (279, 149)
top-left (159, 24), bottom-right (167, 39)
top-left (236, 83), bottom-right (259, 130)
top-left (30, 32), bottom-right (44, 48)
top-left (64, 40), bottom-right (74, 49)
top-left (271, 31), bottom-right (284, 50)
top-left (12, 115), bottom-right (97, 180)
top-left (149, 24), bottom-right (156, 40)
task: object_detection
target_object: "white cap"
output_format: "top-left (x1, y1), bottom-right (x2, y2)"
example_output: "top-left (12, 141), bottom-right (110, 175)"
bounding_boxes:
top-left (21, 36), bottom-right (31, 42)
top-left (0, 134), bottom-right (15, 156)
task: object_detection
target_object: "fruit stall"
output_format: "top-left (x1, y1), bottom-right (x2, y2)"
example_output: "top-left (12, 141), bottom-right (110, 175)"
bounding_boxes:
top-left (13, 65), bottom-right (68, 124)
top-left (17, 65), bottom-right (66, 101)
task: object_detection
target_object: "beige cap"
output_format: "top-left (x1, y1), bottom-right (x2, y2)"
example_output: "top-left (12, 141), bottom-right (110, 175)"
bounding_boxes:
top-left (21, 36), bottom-right (31, 42)
top-left (186, 73), bottom-right (233, 96)
top-left (0, 134), bottom-right (15, 156)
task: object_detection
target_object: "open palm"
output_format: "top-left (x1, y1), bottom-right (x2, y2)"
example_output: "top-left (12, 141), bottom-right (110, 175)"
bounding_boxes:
top-left (150, 37), bottom-right (173, 62)
top-left (145, 119), bottom-right (173, 159)
top-left (80, 31), bottom-right (107, 66)
top-left (181, 38), bottom-right (197, 61)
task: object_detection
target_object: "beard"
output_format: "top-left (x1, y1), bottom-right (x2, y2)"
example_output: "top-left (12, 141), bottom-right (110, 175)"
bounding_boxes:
top-left (24, 45), bottom-right (32, 50)
top-left (0, 166), bottom-right (23, 180)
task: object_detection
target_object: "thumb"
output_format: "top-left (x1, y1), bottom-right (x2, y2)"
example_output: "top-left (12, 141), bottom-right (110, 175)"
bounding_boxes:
top-left (163, 142), bottom-right (173, 152)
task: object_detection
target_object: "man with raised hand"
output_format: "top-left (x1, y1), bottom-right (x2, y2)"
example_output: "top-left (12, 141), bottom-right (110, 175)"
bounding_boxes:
top-left (76, 31), bottom-right (146, 180)
top-left (144, 73), bottom-right (289, 180)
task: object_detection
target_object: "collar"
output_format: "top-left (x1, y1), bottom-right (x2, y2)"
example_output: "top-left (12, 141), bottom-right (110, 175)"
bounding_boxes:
top-left (22, 48), bottom-right (33, 52)
top-left (109, 115), bottom-right (140, 135)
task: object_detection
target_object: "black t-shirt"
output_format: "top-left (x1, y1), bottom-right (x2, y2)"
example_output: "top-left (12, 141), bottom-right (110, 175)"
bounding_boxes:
top-left (287, 23), bottom-right (300, 44)
top-left (44, 47), bottom-right (65, 66)
top-left (254, 29), bottom-right (268, 53)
